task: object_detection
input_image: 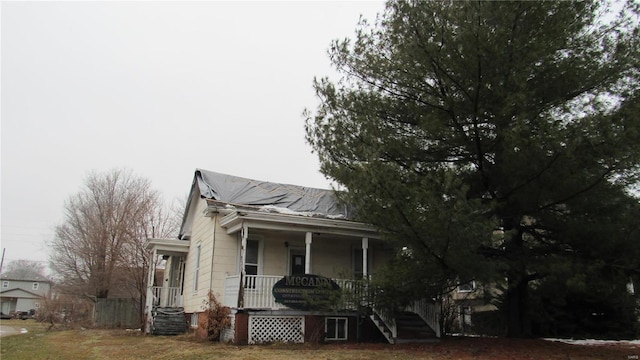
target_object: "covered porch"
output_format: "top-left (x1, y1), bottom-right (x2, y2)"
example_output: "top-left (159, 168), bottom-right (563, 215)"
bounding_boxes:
top-left (218, 209), bottom-right (381, 307)
top-left (217, 209), bottom-right (441, 343)
top-left (144, 238), bottom-right (190, 334)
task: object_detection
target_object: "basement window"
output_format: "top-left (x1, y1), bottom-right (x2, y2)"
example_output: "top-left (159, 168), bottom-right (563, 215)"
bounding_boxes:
top-left (458, 281), bottom-right (476, 293)
top-left (190, 313), bottom-right (199, 328)
top-left (325, 317), bottom-right (348, 341)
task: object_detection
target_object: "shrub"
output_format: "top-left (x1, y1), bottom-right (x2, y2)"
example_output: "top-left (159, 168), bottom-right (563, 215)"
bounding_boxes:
top-left (198, 291), bottom-right (231, 341)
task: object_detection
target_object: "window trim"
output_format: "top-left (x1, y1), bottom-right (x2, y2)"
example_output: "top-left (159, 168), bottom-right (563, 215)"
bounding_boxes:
top-left (325, 317), bottom-right (348, 341)
top-left (2, 281), bottom-right (8, 288)
top-left (32, 282), bottom-right (39, 290)
top-left (238, 235), bottom-right (264, 275)
top-left (457, 281), bottom-right (476, 293)
top-left (287, 246), bottom-right (306, 275)
top-left (193, 243), bottom-right (201, 292)
top-left (190, 313), bottom-right (199, 328)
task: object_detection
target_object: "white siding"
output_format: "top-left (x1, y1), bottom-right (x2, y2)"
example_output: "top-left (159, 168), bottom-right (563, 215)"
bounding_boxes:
top-left (182, 199), bottom-right (213, 312)
top-left (181, 199), bottom-right (240, 312)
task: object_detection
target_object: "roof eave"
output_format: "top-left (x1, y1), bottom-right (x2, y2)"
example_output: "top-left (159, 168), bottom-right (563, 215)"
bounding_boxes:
top-left (219, 210), bottom-right (380, 239)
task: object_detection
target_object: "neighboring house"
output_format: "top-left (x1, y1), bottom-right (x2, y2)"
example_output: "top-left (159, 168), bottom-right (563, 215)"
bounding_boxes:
top-left (145, 169), bottom-right (441, 344)
top-left (0, 274), bottom-right (52, 315)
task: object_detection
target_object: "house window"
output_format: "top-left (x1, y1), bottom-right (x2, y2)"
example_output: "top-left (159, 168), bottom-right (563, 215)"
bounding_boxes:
top-left (245, 239), bottom-right (259, 275)
top-left (289, 250), bottom-right (305, 275)
top-left (460, 306), bottom-right (473, 326)
top-left (35, 303), bottom-right (41, 308)
top-left (458, 281), bottom-right (476, 293)
top-left (193, 244), bottom-right (201, 292)
top-left (325, 317), bottom-right (348, 341)
top-left (2, 281), bottom-right (8, 288)
top-left (190, 313), bottom-right (199, 328)
top-left (32, 282), bottom-right (39, 290)
top-left (352, 248), bottom-right (371, 279)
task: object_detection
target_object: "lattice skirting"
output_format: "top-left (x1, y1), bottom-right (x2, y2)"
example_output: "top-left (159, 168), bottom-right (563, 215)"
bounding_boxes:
top-left (248, 315), bottom-right (305, 344)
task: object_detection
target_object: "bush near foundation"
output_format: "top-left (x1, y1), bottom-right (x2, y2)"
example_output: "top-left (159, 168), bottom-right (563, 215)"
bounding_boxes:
top-left (198, 291), bottom-right (231, 341)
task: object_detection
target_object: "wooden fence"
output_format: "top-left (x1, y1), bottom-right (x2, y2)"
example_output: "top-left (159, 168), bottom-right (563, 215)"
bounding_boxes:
top-left (94, 298), bottom-right (141, 328)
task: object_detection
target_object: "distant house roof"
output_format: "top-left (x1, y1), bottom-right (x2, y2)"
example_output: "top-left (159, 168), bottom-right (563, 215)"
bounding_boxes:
top-left (0, 288), bottom-right (44, 299)
top-left (0, 273), bottom-right (51, 283)
top-left (178, 169), bottom-right (353, 239)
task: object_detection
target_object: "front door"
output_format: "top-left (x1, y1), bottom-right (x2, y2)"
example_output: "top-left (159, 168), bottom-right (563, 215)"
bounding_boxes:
top-left (291, 253), bottom-right (305, 275)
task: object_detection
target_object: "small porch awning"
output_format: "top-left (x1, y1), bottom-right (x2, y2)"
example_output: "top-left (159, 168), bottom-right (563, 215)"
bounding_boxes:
top-left (145, 238), bottom-right (190, 256)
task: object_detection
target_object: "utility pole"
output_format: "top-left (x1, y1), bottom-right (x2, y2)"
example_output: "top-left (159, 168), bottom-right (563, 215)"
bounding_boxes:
top-left (0, 248), bottom-right (5, 274)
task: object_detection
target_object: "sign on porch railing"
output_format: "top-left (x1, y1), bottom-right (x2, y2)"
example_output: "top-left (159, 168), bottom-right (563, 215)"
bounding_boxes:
top-left (272, 274), bottom-right (341, 310)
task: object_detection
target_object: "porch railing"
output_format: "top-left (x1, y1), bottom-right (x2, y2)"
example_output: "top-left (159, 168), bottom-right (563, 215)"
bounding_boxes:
top-left (151, 286), bottom-right (183, 308)
top-left (221, 274), bottom-right (440, 340)
top-left (223, 275), bottom-right (359, 310)
top-left (406, 298), bottom-right (441, 337)
top-left (224, 275), bottom-right (241, 308)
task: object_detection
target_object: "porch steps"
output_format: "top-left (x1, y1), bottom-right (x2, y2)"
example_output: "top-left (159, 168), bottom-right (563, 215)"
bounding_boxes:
top-left (152, 307), bottom-right (187, 335)
top-left (369, 313), bottom-right (394, 344)
top-left (395, 311), bottom-right (438, 343)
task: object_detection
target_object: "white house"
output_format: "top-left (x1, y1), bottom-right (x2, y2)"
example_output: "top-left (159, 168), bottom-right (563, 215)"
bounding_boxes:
top-left (145, 169), bottom-right (440, 343)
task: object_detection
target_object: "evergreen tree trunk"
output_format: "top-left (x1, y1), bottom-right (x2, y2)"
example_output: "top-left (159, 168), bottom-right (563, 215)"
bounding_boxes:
top-left (505, 274), bottom-right (530, 338)
top-left (503, 225), bottom-right (532, 337)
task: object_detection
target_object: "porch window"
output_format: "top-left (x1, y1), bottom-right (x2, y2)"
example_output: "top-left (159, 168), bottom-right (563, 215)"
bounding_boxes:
top-left (2, 281), bottom-right (8, 288)
top-left (325, 317), bottom-right (348, 341)
top-left (245, 239), bottom-right (259, 275)
top-left (32, 282), bottom-right (39, 290)
top-left (193, 244), bottom-right (201, 292)
top-left (289, 250), bottom-right (305, 275)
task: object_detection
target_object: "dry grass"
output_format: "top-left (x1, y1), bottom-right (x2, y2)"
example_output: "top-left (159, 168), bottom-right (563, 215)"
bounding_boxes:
top-left (1, 320), bottom-right (638, 360)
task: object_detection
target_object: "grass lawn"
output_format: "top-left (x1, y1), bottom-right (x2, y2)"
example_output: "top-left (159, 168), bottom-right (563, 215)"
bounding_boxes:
top-left (1, 319), bottom-right (638, 360)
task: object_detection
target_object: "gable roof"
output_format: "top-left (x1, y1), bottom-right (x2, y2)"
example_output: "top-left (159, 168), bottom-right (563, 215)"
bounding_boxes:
top-left (0, 288), bottom-right (44, 299)
top-left (194, 169), bottom-right (347, 216)
top-left (178, 169), bottom-right (353, 239)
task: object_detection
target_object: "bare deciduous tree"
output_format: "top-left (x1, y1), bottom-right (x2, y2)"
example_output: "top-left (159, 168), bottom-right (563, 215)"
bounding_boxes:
top-left (1, 259), bottom-right (48, 280)
top-left (118, 196), bottom-right (180, 319)
top-left (49, 169), bottom-right (178, 303)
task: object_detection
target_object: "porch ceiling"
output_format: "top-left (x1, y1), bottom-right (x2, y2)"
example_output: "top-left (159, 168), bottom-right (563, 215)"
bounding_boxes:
top-left (145, 238), bottom-right (190, 256)
top-left (219, 210), bottom-right (380, 239)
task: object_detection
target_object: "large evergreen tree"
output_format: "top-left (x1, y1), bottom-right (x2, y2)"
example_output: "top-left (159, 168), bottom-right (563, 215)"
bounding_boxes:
top-left (306, 0), bottom-right (640, 337)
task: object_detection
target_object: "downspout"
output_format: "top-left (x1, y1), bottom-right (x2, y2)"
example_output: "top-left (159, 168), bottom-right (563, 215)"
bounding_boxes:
top-left (209, 213), bottom-right (218, 293)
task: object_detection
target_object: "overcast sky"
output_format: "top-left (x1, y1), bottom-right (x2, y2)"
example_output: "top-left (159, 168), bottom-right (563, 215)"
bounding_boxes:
top-left (0, 1), bottom-right (385, 267)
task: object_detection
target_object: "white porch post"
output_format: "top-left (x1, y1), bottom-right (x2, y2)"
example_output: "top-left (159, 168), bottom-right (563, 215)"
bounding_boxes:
top-left (238, 222), bottom-right (248, 308)
top-left (362, 237), bottom-right (369, 278)
top-left (145, 248), bottom-right (157, 333)
top-left (305, 232), bottom-right (312, 274)
top-left (241, 223), bottom-right (248, 273)
top-left (161, 257), bottom-right (172, 307)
